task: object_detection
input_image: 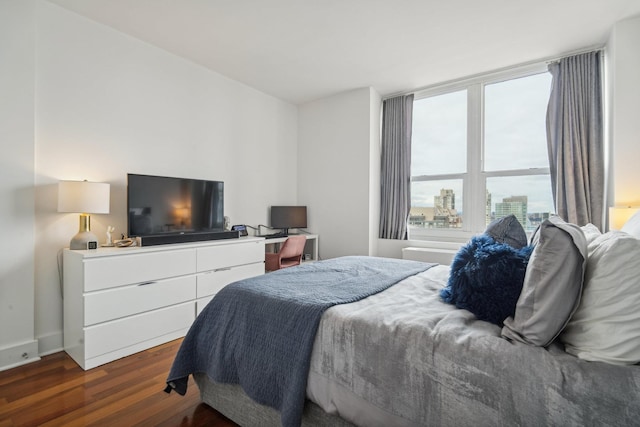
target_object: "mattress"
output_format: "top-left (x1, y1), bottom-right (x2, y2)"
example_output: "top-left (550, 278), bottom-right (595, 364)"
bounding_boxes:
top-left (305, 264), bottom-right (640, 426)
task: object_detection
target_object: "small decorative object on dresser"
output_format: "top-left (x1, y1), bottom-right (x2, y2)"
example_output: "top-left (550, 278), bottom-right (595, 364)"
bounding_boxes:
top-left (103, 225), bottom-right (115, 247)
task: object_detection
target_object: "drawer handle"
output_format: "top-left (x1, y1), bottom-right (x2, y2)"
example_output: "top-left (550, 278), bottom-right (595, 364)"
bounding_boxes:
top-left (214, 267), bottom-right (232, 272)
top-left (137, 281), bottom-right (156, 286)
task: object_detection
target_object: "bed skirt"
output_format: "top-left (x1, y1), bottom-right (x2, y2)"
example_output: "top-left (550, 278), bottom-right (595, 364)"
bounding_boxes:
top-left (194, 373), bottom-right (354, 427)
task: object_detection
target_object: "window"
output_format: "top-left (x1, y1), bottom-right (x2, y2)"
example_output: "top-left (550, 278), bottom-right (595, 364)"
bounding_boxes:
top-left (409, 66), bottom-right (554, 240)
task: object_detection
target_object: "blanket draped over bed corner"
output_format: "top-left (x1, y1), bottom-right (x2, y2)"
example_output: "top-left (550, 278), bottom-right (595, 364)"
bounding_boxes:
top-left (166, 256), bottom-right (434, 427)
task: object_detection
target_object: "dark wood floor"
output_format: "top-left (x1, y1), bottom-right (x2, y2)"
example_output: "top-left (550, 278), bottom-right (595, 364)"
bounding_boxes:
top-left (0, 339), bottom-right (238, 427)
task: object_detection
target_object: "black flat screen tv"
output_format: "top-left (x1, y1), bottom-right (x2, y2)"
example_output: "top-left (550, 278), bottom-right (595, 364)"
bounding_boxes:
top-left (127, 174), bottom-right (225, 240)
top-left (270, 206), bottom-right (307, 235)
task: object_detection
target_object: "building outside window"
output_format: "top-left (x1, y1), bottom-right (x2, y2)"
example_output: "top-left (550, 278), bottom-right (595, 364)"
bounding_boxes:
top-left (409, 65), bottom-right (555, 241)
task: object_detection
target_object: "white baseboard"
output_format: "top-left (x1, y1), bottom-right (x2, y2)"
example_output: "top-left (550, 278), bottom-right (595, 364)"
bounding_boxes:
top-left (0, 339), bottom-right (40, 372)
top-left (38, 331), bottom-right (63, 357)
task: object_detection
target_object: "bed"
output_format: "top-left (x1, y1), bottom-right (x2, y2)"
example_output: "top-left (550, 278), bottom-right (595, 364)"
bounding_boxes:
top-left (166, 216), bottom-right (640, 427)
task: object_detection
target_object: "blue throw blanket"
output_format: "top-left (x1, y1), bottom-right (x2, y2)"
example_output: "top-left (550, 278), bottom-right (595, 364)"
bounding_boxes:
top-left (166, 256), bottom-right (433, 427)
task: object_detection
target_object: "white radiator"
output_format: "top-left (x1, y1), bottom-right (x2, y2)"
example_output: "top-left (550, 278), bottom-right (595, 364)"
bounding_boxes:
top-left (402, 247), bottom-right (458, 265)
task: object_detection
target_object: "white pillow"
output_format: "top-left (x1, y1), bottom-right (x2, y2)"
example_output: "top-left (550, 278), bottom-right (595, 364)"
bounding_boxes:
top-left (561, 231), bottom-right (640, 364)
top-left (580, 223), bottom-right (602, 245)
top-left (621, 209), bottom-right (640, 238)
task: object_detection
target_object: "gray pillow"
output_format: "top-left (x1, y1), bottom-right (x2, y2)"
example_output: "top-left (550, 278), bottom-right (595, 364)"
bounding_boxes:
top-left (485, 214), bottom-right (527, 249)
top-left (501, 215), bottom-right (588, 347)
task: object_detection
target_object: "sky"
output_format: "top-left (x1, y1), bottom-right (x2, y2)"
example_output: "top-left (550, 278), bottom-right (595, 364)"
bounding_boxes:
top-left (410, 71), bottom-right (554, 215)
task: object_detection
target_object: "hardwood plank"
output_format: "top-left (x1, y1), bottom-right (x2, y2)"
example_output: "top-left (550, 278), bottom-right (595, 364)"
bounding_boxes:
top-left (0, 339), bottom-right (237, 426)
top-left (0, 352), bottom-right (67, 387)
top-left (40, 378), bottom-right (165, 427)
top-left (0, 369), bottom-right (108, 417)
top-left (9, 386), bottom-right (87, 426)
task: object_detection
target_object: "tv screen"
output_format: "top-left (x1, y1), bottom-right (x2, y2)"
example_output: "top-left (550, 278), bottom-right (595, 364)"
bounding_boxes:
top-left (270, 206), bottom-right (307, 234)
top-left (127, 174), bottom-right (224, 237)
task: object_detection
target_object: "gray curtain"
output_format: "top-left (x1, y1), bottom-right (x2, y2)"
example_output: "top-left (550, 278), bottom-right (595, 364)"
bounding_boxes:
top-left (379, 94), bottom-right (414, 239)
top-left (546, 51), bottom-right (604, 229)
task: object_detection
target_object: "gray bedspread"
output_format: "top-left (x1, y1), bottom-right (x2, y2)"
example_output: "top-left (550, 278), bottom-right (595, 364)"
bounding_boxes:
top-left (166, 256), bottom-right (433, 427)
top-left (307, 264), bottom-right (640, 426)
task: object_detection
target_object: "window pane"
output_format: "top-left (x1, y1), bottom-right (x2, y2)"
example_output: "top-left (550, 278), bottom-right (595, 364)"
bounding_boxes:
top-left (412, 90), bottom-right (467, 175)
top-left (410, 180), bottom-right (463, 229)
top-left (484, 73), bottom-right (552, 171)
top-left (486, 175), bottom-right (555, 232)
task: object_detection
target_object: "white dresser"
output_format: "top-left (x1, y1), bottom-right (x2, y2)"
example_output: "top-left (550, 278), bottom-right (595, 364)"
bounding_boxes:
top-left (63, 237), bottom-right (265, 370)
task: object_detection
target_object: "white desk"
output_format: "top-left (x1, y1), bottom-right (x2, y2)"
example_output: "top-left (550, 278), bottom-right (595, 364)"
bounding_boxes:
top-left (263, 234), bottom-right (319, 262)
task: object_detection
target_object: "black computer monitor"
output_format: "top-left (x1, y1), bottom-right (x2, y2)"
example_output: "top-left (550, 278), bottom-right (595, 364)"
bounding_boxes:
top-left (270, 206), bottom-right (307, 235)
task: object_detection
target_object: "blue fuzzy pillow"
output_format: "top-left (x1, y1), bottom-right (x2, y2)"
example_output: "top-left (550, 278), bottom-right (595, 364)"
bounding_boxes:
top-left (441, 235), bottom-right (534, 326)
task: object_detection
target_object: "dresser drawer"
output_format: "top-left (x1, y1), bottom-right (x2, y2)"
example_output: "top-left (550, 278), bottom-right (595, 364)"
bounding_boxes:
top-left (196, 296), bottom-right (214, 315)
top-left (84, 275), bottom-right (197, 326)
top-left (84, 301), bottom-right (195, 360)
top-left (197, 241), bottom-right (265, 272)
top-left (83, 249), bottom-right (196, 291)
top-left (197, 262), bottom-right (264, 298)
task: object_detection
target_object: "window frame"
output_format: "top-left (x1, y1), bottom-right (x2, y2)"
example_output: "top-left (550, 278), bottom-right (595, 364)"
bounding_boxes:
top-left (409, 62), bottom-right (551, 242)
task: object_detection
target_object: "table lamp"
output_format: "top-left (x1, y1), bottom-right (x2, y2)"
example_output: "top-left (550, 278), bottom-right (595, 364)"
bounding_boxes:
top-left (609, 206), bottom-right (640, 231)
top-left (58, 180), bottom-right (110, 249)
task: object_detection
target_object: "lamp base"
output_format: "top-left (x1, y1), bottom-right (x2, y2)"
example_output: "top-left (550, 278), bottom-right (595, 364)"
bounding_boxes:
top-left (70, 231), bottom-right (99, 250)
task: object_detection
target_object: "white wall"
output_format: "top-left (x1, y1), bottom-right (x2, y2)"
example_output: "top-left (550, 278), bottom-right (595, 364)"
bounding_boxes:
top-left (0, 0), bottom-right (39, 370)
top-left (368, 90), bottom-right (382, 256)
top-left (608, 15), bottom-right (640, 207)
top-left (298, 88), bottom-right (380, 259)
top-left (31, 1), bottom-right (298, 357)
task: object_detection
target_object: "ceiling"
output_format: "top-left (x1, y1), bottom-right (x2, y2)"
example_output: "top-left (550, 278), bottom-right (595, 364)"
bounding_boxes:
top-left (48, 0), bottom-right (640, 105)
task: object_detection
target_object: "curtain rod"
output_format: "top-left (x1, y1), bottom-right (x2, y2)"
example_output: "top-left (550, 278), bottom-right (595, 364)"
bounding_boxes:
top-left (382, 44), bottom-right (604, 101)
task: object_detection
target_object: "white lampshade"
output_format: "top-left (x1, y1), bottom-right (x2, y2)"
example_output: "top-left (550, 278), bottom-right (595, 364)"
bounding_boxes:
top-left (58, 180), bottom-right (110, 214)
top-left (609, 206), bottom-right (640, 231)
top-left (58, 180), bottom-right (110, 249)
